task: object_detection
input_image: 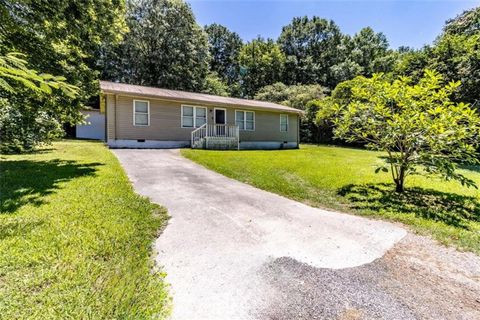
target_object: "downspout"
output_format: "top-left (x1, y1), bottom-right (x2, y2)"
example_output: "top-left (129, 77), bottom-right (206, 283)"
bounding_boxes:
top-left (102, 94), bottom-right (107, 142)
top-left (114, 94), bottom-right (118, 141)
top-left (297, 114), bottom-right (300, 149)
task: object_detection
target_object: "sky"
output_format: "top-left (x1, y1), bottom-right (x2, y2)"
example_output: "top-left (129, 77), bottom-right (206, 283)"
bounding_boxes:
top-left (188, 0), bottom-right (480, 49)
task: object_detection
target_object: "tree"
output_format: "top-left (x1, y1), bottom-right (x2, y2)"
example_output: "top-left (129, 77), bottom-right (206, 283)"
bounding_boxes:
top-left (238, 37), bottom-right (285, 98)
top-left (393, 7), bottom-right (480, 105)
top-left (443, 7), bottom-right (480, 36)
top-left (323, 70), bottom-right (480, 192)
top-left (350, 27), bottom-right (391, 75)
top-left (204, 24), bottom-right (243, 88)
top-left (254, 82), bottom-right (328, 142)
top-left (278, 16), bottom-right (343, 87)
top-left (109, 0), bottom-right (210, 91)
top-left (428, 33), bottom-right (480, 104)
top-left (201, 72), bottom-right (229, 96)
top-left (0, 53), bottom-right (79, 153)
top-left (0, 0), bottom-right (127, 103)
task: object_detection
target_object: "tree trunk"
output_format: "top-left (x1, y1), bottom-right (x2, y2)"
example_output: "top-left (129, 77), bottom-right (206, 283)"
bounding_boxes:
top-left (395, 181), bottom-right (404, 193)
top-left (394, 165), bottom-right (406, 193)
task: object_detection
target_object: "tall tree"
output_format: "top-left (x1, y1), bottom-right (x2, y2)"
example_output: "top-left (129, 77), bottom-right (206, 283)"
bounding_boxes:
top-left (254, 82), bottom-right (328, 143)
top-left (204, 24), bottom-right (243, 87)
top-left (278, 16), bottom-right (343, 87)
top-left (350, 27), bottom-right (391, 75)
top-left (238, 37), bottom-right (285, 98)
top-left (428, 33), bottom-right (480, 104)
top-left (109, 0), bottom-right (210, 91)
top-left (443, 7), bottom-right (480, 36)
top-left (0, 53), bottom-right (78, 153)
top-left (0, 0), bottom-right (127, 102)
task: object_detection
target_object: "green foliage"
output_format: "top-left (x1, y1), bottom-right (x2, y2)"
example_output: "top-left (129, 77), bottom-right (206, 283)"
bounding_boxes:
top-left (238, 38), bottom-right (286, 98)
top-left (443, 7), bottom-right (480, 36)
top-left (327, 70), bottom-right (480, 192)
top-left (278, 16), bottom-right (343, 86)
top-left (428, 33), bottom-right (480, 104)
top-left (254, 82), bottom-right (328, 142)
top-left (254, 82), bottom-right (327, 110)
top-left (106, 0), bottom-right (209, 91)
top-left (182, 145), bottom-right (480, 254)
top-left (0, 140), bottom-right (170, 318)
top-left (349, 27), bottom-right (391, 75)
top-left (202, 72), bottom-right (229, 96)
top-left (204, 23), bottom-right (243, 88)
top-left (1, 0), bottom-right (127, 102)
top-left (0, 53), bottom-right (79, 153)
top-left (394, 7), bottom-right (480, 105)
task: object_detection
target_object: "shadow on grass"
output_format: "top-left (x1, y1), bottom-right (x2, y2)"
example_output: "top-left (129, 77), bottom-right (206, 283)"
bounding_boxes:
top-left (459, 164), bottom-right (480, 174)
top-left (0, 159), bottom-right (102, 213)
top-left (338, 183), bottom-right (480, 229)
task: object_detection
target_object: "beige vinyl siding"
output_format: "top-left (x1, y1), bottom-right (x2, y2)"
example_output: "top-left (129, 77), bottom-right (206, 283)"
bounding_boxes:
top-left (107, 95), bottom-right (299, 142)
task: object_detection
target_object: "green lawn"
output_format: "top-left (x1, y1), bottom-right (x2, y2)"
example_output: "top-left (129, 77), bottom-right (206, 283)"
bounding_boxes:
top-left (182, 145), bottom-right (480, 254)
top-left (0, 140), bottom-right (170, 319)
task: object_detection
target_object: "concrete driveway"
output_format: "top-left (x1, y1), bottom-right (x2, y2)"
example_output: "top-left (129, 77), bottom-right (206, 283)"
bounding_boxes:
top-left (113, 149), bottom-right (407, 319)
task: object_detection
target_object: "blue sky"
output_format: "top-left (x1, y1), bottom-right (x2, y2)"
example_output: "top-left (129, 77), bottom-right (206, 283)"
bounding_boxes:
top-left (188, 0), bottom-right (480, 49)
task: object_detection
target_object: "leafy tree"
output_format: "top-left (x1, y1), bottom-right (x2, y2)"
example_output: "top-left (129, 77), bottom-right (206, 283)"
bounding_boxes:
top-left (428, 33), bottom-right (480, 104)
top-left (0, 53), bottom-right (79, 153)
top-left (278, 16), bottom-right (343, 87)
top-left (204, 24), bottom-right (243, 88)
top-left (238, 37), bottom-right (285, 98)
top-left (443, 7), bottom-right (480, 36)
top-left (393, 46), bottom-right (431, 81)
top-left (0, 0), bottom-right (127, 102)
top-left (323, 70), bottom-right (480, 192)
top-left (201, 72), bottom-right (229, 96)
top-left (255, 82), bottom-right (327, 142)
top-left (394, 7), bottom-right (480, 105)
top-left (349, 27), bottom-right (391, 75)
top-left (109, 0), bottom-right (210, 91)
top-left (330, 58), bottom-right (363, 85)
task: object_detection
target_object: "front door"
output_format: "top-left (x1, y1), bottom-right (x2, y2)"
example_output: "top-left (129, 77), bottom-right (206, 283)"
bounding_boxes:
top-left (214, 109), bottom-right (226, 135)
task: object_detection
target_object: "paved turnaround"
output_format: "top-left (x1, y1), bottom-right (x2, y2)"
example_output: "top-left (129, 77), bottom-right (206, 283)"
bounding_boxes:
top-left (113, 149), bottom-right (407, 320)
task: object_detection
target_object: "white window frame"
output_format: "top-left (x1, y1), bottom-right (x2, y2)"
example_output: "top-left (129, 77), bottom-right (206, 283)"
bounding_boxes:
top-left (181, 105), bottom-right (207, 128)
top-left (280, 114), bottom-right (289, 132)
top-left (133, 99), bottom-right (150, 126)
top-left (235, 110), bottom-right (255, 131)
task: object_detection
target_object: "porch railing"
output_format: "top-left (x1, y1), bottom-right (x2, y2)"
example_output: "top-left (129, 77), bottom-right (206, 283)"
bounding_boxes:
top-left (191, 123), bottom-right (239, 149)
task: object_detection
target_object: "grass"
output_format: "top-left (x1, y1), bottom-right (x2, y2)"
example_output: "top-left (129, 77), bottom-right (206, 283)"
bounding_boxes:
top-left (0, 140), bottom-right (170, 319)
top-left (182, 144), bottom-right (480, 254)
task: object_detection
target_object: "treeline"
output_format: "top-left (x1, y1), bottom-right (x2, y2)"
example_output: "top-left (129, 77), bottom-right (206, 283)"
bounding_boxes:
top-left (1, 0), bottom-right (479, 151)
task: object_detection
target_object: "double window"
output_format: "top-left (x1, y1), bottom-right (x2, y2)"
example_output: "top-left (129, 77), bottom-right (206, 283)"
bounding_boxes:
top-left (280, 114), bottom-right (288, 132)
top-left (133, 100), bottom-right (150, 126)
top-left (182, 105), bottom-right (207, 128)
top-left (235, 110), bottom-right (255, 131)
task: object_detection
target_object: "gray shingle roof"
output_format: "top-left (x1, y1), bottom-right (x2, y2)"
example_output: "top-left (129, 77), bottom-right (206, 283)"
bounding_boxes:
top-left (100, 81), bottom-right (302, 114)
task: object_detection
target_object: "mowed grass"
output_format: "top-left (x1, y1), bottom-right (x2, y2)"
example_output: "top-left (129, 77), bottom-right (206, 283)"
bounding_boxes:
top-left (182, 145), bottom-right (480, 254)
top-left (0, 140), bottom-right (170, 319)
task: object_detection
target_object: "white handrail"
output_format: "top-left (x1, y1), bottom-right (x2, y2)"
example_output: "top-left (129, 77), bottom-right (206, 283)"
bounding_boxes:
top-left (191, 123), bottom-right (239, 149)
top-left (191, 123), bottom-right (207, 147)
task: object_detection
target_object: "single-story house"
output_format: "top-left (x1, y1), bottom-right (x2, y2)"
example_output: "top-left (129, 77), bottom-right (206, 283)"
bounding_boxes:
top-left (98, 81), bottom-right (302, 150)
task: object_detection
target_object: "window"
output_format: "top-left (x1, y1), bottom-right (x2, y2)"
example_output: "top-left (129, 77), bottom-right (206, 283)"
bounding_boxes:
top-left (182, 105), bottom-right (207, 128)
top-left (280, 114), bottom-right (288, 132)
top-left (235, 110), bottom-right (255, 131)
top-left (134, 100), bottom-right (149, 126)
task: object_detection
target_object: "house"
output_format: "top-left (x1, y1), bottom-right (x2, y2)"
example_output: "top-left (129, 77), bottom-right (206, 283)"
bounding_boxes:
top-left (99, 81), bottom-right (302, 150)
